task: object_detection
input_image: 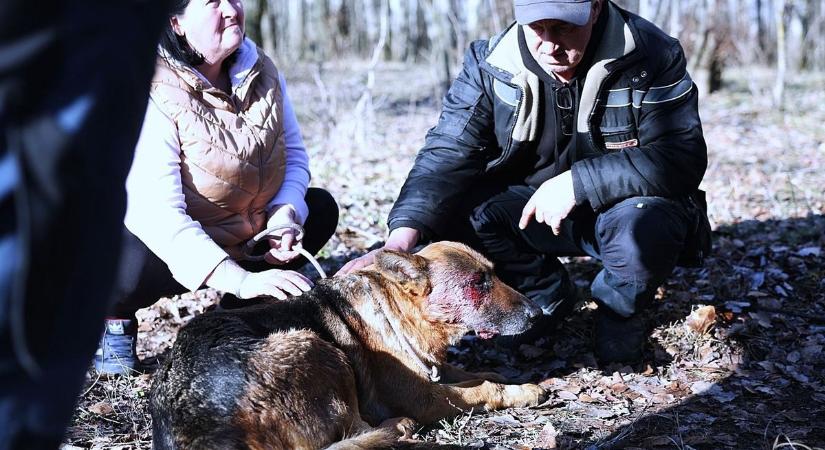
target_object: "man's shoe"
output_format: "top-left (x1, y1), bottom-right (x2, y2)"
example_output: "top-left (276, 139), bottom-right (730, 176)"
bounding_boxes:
top-left (594, 308), bottom-right (647, 364)
top-left (94, 319), bottom-right (140, 375)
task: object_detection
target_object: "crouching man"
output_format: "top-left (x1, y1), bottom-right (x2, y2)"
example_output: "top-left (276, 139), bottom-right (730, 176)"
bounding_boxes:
top-left (341, 0), bottom-right (711, 364)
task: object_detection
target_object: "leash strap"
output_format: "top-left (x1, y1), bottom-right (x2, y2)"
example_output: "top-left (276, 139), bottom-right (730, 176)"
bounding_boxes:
top-left (241, 223), bottom-right (327, 279)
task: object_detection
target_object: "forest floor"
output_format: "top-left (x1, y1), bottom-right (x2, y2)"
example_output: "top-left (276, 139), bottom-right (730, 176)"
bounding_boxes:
top-left (64, 62), bottom-right (825, 450)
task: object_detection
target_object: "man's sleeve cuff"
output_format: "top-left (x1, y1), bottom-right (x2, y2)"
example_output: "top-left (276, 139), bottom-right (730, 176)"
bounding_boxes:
top-left (387, 218), bottom-right (432, 244)
top-left (572, 168), bottom-right (588, 205)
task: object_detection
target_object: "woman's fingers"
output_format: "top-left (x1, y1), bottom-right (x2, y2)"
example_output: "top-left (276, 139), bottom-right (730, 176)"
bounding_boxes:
top-left (266, 286), bottom-right (287, 301)
top-left (259, 269), bottom-right (312, 297)
top-left (278, 270), bottom-right (313, 291)
top-left (239, 269), bottom-right (313, 300)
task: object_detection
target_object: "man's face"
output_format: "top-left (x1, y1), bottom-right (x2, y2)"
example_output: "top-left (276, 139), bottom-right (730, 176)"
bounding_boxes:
top-left (522, 0), bottom-right (602, 80)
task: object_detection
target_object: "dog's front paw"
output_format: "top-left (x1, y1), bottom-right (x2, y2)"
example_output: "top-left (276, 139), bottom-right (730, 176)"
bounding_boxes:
top-left (378, 416), bottom-right (418, 440)
top-left (503, 383), bottom-right (549, 408)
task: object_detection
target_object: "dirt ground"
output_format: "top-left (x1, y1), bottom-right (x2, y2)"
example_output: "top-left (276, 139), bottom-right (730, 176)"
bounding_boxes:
top-left (63, 62), bottom-right (825, 450)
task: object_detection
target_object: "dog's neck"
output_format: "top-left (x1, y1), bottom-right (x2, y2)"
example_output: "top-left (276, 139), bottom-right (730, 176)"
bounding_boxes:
top-left (374, 290), bottom-right (442, 382)
top-left (329, 274), bottom-right (462, 382)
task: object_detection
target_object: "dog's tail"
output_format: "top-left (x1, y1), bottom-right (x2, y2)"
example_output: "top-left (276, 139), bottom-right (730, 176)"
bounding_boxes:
top-left (323, 428), bottom-right (465, 449)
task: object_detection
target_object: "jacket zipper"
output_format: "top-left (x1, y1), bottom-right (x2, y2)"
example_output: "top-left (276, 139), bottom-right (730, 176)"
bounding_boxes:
top-left (489, 81), bottom-right (523, 171)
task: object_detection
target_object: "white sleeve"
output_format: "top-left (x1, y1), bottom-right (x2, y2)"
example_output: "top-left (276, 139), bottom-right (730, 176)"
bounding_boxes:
top-left (266, 73), bottom-right (311, 223)
top-left (124, 99), bottom-right (229, 291)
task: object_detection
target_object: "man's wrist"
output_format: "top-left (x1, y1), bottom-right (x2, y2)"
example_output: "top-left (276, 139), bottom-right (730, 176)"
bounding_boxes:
top-left (385, 227), bottom-right (420, 252)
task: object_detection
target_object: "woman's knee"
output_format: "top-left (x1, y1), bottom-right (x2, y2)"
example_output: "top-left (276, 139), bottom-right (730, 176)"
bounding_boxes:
top-left (306, 187), bottom-right (337, 212)
top-left (303, 188), bottom-right (339, 253)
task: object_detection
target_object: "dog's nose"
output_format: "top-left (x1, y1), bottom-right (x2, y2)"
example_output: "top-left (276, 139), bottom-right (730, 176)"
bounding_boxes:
top-left (524, 299), bottom-right (542, 321)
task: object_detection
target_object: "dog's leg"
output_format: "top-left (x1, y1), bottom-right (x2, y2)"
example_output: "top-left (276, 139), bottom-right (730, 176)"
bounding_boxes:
top-left (377, 416), bottom-right (418, 440)
top-left (412, 380), bottom-right (548, 424)
top-left (324, 416), bottom-right (416, 450)
top-left (441, 363), bottom-right (509, 383)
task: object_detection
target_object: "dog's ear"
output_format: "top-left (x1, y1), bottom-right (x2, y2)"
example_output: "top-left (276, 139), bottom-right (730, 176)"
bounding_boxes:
top-left (373, 249), bottom-right (431, 296)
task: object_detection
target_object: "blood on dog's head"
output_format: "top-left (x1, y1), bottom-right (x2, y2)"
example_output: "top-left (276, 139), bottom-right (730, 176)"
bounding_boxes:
top-left (373, 241), bottom-right (541, 339)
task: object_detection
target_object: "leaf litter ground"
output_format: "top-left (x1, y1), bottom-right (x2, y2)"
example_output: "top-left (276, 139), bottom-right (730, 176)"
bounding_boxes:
top-left (65, 64), bottom-right (825, 450)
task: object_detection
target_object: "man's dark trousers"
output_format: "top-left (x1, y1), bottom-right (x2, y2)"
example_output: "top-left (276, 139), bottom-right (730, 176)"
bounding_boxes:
top-left (454, 185), bottom-right (692, 320)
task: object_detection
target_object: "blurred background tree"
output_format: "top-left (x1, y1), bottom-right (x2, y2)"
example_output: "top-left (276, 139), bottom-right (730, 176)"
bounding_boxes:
top-left (245, 0), bottom-right (824, 101)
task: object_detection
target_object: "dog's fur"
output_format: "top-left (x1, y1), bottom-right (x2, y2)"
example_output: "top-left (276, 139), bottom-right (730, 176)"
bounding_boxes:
top-left (150, 242), bottom-right (548, 450)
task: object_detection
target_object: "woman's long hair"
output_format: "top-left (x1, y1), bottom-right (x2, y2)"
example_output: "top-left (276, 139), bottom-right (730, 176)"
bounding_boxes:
top-left (159, 0), bottom-right (206, 66)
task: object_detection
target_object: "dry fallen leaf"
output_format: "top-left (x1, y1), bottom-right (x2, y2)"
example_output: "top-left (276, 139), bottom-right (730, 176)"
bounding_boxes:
top-left (535, 422), bottom-right (558, 449)
top-left (652, 393), bottom-right (675, 404)
top-left (685, 305), bottom-right (717, 334)
top-left (557, 390), bottom-right (578, 401)
top-left (88, 401), bottom-right (114, 416)
top-left (610, 383), bottom-right (629, 394)
top-left (578, 393), bottom-right (596, 403)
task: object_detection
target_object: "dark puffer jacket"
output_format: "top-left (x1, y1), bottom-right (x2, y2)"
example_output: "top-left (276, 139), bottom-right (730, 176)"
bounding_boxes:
top-left (388, 2), bottom-right (710, 262)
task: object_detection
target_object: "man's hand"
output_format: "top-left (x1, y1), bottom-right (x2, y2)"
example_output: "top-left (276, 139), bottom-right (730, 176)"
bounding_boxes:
top-left (265, 204), bottom-right (302, 265)
top-left (237, 269), bottom-right (313, 300)
top-left (337, 227), bottom-right (420, 275)
top-left (519, 170), bottom-right (576, 235)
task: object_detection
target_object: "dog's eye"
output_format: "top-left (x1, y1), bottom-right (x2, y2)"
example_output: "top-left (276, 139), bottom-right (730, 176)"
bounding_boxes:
top-left (472, 272), bottom-right (491, 290)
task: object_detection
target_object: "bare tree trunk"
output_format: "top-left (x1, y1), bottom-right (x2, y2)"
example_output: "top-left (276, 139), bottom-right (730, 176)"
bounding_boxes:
top-left (817, 0), bottom-right (825, 70)
top-left (670, 0), bottom-right (683, 38)
top-left (423, 0), bottom-right (454, 95)
top-left (353, 0), bottom-right (389, 147)
top-left (486, 0), bottom-right (505, 33)
top-left (245, 0), bottom-right (264, 47)
top-left (773, 0), bottom-right (787, 108)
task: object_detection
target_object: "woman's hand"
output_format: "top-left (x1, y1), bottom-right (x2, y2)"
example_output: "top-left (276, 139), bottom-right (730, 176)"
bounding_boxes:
top-left (237, 269), bottom-right (313, 300)
top-left (206, 258), bottom-right (312, 300)
top-left (265, 204), bottom-right (303, 265)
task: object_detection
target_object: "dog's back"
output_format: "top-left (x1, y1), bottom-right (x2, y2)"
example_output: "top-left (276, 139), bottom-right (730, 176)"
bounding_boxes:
top-left (151, 309), bottom-right (278, 450)
top-left (151, 293), bottom-right (376, 450)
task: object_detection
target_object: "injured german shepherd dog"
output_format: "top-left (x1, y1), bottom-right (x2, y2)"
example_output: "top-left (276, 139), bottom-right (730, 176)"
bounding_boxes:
top-left (151, 241), bottom-right (549, 449)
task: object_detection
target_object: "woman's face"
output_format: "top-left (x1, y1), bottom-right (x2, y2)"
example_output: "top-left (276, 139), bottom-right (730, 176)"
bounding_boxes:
top-left (172, 0), bottom-right (245, 66)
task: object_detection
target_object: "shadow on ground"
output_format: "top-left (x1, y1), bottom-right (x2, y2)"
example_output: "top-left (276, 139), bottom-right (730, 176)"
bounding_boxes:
top-left (583, 214), bottom-right (825, 449)
top-left (416, 214), bottom-right (825, 449)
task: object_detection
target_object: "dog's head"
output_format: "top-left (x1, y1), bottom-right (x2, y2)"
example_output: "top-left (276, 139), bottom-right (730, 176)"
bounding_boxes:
top-left (372, 241), bottom-right (541, 340)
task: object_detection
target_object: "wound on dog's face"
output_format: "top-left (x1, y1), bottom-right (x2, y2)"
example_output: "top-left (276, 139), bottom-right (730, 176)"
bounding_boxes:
top-left (419, 242), bottom-right (540, 338)
top-left (462, 271), bottom-right (491, 307)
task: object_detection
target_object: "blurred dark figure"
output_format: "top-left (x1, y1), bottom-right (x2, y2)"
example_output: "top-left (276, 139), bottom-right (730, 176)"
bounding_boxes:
top-left (0, 1), bottom-right (169, 448)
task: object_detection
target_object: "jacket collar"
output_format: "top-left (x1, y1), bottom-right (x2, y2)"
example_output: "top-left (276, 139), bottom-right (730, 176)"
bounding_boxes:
top-left (577, 2), bottom-right (636, 131)
top-left (158, 38), bottom-right (262, 101)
